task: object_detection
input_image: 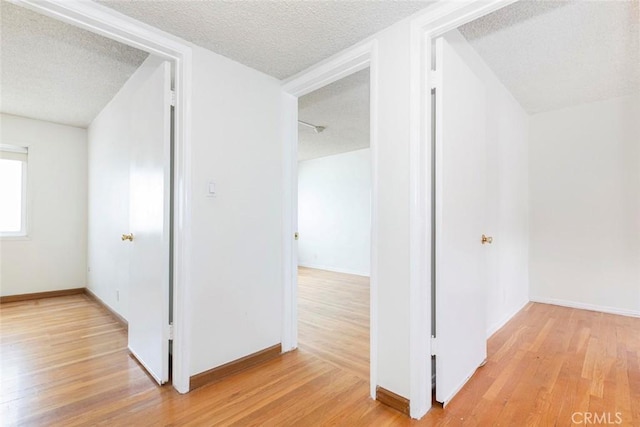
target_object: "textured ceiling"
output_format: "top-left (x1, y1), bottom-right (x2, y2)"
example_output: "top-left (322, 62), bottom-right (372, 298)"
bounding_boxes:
top-left (298, 68), bottom-right (369, 161)
top-left (0, 1), bottom-right (148, 128)
top-left (98, 0), bottom-right (435, 79)
top-left (459, 0), bottom-right (640, 114)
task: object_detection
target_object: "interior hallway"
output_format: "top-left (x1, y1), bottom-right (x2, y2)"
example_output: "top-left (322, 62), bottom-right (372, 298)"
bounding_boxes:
top-left (1, 277), bottom-right (639, 425)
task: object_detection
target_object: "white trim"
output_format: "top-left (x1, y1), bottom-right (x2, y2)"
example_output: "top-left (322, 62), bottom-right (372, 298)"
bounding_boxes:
top-left (282, 40), bottom-right (379, 400)
top-left (408, 0), bottom-right (518, 419)
top-left (530, 297), bottom-right (640, 318)
top-left (11, 0), bottom-right (193, 394)
top-left (281, 92), bottom-right (298, 353)
top-left (0, 144), bottom-right (28, 155)
top-left (0, 155), bottom-right (28, 237)
top-left (20, 159), bottom-right (27, 236)
top-left (407, 18), bottom-right (430, 422)
top-left (368, 42), bottom-right (379, 401)
top-left (7, 0), bottom-right (191, 59)
top-left (410, 0), bottom-right (519, 40)
top-left (282, 41), bottom-right (374, 97)
top-left (486, 300), bottom-right (529, 338)
top-left (297, 263), bottom-right (369, 278)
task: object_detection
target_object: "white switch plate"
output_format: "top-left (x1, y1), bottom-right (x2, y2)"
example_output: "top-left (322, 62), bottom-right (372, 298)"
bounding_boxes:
top-left (207, 181), bottom-right (216, 197)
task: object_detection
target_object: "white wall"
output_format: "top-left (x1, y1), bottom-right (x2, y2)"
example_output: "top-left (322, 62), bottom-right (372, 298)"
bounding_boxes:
top-left (87, 55), bottom-right (166, 320)
top-left (372, 20), bottom-right (413, 398)
top-left (444, 30), bottom-right (530, 337)
top-left (298, 148), bottom-right (371, 276)
top-left (0, 114), bottom-right (87, 296)
top-left (364, 12), bottom-right (529, 401)
top-left (529, 94), bottom-right (640, 316)
top-left (284, 17), bottom-right (418, 399)
top-left (87, 48), bottom-right (285, 384)
top-left (188, 46), bottom-right (284, 376)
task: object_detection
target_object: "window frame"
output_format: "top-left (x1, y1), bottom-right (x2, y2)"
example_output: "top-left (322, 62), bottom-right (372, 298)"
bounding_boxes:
top-left (0, 144), bottom-right (29, 238)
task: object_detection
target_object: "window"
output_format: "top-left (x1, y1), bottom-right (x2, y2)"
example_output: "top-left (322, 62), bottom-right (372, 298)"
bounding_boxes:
top-left (0, 144), bottom-right (28, 237)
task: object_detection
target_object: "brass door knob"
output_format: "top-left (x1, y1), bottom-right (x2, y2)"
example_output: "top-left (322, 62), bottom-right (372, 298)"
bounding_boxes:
top-left (121, 233), bottom-right (134, 242)
top-left (481, 234), bottom-right (493, 244)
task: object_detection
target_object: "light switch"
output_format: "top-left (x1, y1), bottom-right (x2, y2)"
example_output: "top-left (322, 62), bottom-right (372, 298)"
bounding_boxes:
top-left (207, 181), bottom-right (216, 197)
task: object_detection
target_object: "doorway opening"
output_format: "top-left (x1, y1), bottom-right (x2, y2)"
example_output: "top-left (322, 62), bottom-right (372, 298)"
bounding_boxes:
top-left (0, 0), bottom-right (182, 391)
top-left (427, 0), bottom-right (636, 411)
top-left (296, 68), bottom-right (372, 382)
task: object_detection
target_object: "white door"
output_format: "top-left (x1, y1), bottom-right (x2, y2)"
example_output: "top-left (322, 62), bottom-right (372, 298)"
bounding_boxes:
top-left (434, 36), bottom-right (488, 405)
top-left (127, 59), bottom-right (172, 385)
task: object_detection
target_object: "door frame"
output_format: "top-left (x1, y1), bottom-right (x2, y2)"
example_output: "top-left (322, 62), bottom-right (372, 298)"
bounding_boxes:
top-left (11, 0), bottom-right (193, 394)
top-left (281, 40), bottom-right (379, 399)
top-left (281, 0), bottom-right (519, 419)
top-left (408, 0), bottom-right (518, 418)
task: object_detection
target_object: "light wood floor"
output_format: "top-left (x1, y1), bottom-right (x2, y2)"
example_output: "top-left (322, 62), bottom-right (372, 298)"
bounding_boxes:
top-left (298, 267), bottom-right (369, 381)
top-left (1, 274), bottom-right (639, 425)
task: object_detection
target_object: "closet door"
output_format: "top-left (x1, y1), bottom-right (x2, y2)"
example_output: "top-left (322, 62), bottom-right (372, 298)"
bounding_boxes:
top-left (127, 59), bottom-right (172, 385)
top-left (434, 36), bottom-right (489, 405)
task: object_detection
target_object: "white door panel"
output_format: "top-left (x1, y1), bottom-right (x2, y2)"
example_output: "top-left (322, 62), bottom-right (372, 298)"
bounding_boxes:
top-left (127, 60), bottom-right (172, 385)
top-left (434, 36), bottom-right (488, 405)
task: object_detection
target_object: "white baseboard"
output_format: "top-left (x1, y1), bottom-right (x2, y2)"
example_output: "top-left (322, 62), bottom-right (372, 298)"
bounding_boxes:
top-left (529, 296), bottom-right (640, 318)
top-left (486, 299), bottom-right (529, 338)
top-left (297, 263), bottom-right (369, 277)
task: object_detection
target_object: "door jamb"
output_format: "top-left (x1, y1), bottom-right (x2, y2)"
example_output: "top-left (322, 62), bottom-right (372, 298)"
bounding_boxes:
top-left (408, 0), bottom-right (518, 418)
top-left (281, 40), bottom-right (379, 400)
top-left (10, 0), bottom-right (193, 394)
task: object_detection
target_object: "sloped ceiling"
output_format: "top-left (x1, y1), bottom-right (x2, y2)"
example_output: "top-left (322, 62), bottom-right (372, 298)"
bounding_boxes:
top-left (0, 1), bottom-right (148, 128)
top-left (98, 0), bottom-right (435, 79)
top-left (298, 69), bottom-right (369, 161)
top-left (458, 0), bottom-right (640, 114)
top-left (0, 0), bottom-right (435, 128)
top-left (298, 0), bottom-right (640, 161)
top-left (5, 0), bottom-right (635, 132)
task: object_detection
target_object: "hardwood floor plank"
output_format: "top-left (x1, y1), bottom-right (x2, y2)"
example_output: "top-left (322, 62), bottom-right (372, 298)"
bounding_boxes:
top-left (2, 278), bottom-right (639, 426)
top-left (297, 267), bottom-right (370, 382)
